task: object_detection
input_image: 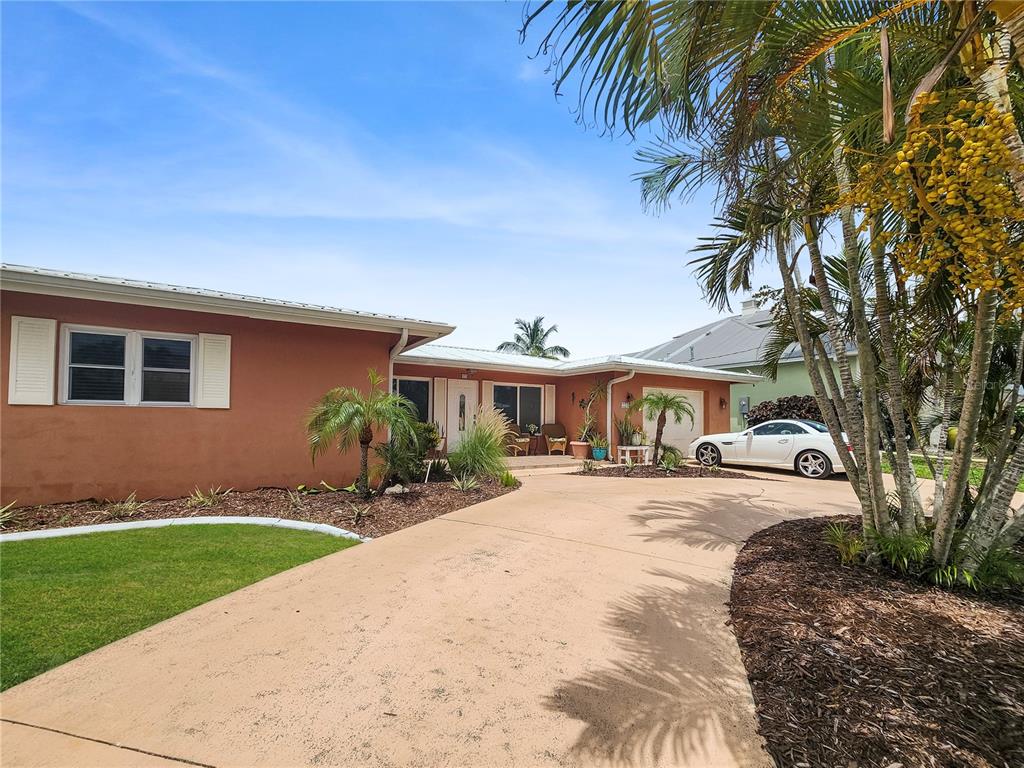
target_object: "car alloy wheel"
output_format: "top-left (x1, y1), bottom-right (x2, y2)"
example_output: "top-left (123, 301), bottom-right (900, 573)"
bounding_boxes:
top-left (696, 443), bottom-right (721, 467)
top-left (797, 450), bottom-right (831, 479)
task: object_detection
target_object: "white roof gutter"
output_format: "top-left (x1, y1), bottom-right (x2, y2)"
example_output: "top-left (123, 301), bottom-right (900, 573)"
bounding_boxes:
top-left (606, 370), bottom-right (636, 454)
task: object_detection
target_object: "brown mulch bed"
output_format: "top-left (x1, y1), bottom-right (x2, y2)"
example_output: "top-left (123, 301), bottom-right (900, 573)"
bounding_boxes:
top-left (2, 480), bottom-right (516, 539)
top-left (730, 515), bottom-right (1024, 768)
top-left (574, 464), bottom-right (756, 480)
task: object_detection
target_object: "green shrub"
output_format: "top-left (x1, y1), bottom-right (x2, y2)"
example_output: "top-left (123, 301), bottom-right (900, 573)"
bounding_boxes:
top-left (499, 470), bottom-right (519, 488)
top-left (581, 459), bottom-right (596, 473)
top-left (874, 529), bottom-right (930, 574)
top-left (452, 473), bottom-right (481, 492)
top-left (447, 406), bottom-right (512, 480)
top-left (374, 421), bottom-right (441, 487)
top-left (971, 546), bottom-right (1024, 590)
top-left (824, 521), bottom-right (865, 565)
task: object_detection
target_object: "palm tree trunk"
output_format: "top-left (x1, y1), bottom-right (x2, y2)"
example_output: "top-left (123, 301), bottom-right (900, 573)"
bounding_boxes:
top-left (976, 319), bottom-right (1023, 506)
top-left (804, 216), bottom-right (860, 449)
top-left (934, 290), bottom-right (998, 564)
top-left (869, 221), bottom-right (922, 531)
top-left (964, 24), bottom-right (1024, 199)
top-left (932, 360), bottom-right (954, 520)
top-left (961, 437), bottom-right (1024, 571)
top-left (833, 144), bottom-right (890, 535)
top-left (995, 503), bottom-right (1024, 550)
top-left (654, 411), bottom-right (666, 464)
top-left (358, 430), bottom-right (373, 497)
top-left (772, 231), bottom-right (869, 538)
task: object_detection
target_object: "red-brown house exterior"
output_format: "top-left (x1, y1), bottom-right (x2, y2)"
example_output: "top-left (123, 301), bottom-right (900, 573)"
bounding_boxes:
top-left (1, 264), bottom-right (758, 506)
top-left (1, 266), bottom-right (452, 506)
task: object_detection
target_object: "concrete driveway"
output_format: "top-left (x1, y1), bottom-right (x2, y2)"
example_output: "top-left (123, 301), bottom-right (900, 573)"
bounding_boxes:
top-left (1, 472), bottom-right (862, 768)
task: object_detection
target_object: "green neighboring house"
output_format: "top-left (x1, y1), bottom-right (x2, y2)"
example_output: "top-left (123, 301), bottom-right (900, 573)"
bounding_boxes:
top-left (632, 300), bottom-right (858, 431)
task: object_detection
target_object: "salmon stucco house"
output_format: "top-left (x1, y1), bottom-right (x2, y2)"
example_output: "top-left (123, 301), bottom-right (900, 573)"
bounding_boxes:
top-left (1, 264), bottom-right (758, 506)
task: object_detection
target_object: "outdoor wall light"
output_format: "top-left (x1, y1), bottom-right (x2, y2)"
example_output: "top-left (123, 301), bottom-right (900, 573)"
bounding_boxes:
top-left (720, 396), bottom-right (728, 410)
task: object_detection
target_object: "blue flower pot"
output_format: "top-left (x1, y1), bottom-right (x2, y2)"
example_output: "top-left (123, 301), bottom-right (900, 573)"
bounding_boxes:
top-left (592, 448), bottom-right (608, 461)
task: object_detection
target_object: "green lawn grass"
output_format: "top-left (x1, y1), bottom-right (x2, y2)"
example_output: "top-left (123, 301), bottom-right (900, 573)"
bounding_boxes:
top-left (881, 455), bottom-right (1024, 492)
top-left (0, 525), bottom-right (357, 690)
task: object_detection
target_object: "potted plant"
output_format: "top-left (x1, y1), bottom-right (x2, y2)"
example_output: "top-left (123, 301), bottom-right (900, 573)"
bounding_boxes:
top-left (571, 380), bottom-right (606, 459)
top-left (526, 423), bottom-right (539, 436)
top-left (570, 414), bottom-right (594, 459)
top-left (589, 434), bottom-right (609, 461)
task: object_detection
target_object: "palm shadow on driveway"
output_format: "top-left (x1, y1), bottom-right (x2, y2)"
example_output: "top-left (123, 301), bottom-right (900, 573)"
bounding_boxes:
top-left (628, 489), bottom-right (800, 552)
top-left (543, 568), bottom-right (767, 768)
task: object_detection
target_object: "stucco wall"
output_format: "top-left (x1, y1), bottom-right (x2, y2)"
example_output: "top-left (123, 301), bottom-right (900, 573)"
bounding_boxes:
top-left (1, 291), bottom-right (398, 506)
top-left (393, 365), bottom-right (732, 454)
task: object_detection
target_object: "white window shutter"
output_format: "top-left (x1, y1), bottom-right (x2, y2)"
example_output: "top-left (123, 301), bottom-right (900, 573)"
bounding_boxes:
top-left (8, 316), bottom-right (56, 405)
top-left (544, 384), bottom-right (556, 424)
top-left (481, 380), bottom-right (494, 410)
top-left (432, 377), bottom-right (447, 434)
top-left (196, 333), bottom-right (231, 408)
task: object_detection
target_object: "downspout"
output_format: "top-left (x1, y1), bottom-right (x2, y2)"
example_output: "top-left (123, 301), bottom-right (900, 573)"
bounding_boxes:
top-left (387, 329), bottom-right (410, 439)
top-left (388, 328), bottom-right (410, 392)
top-left (606, 370), bottom-right (636, 462)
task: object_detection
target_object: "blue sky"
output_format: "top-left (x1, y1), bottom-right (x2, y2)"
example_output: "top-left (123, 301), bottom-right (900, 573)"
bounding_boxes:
top-left (2, 2), bottom-right (771, 357)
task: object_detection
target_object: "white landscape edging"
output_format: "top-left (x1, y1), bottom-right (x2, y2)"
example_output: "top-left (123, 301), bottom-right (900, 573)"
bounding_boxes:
top-left (0, 516), bottom-right (370, 544)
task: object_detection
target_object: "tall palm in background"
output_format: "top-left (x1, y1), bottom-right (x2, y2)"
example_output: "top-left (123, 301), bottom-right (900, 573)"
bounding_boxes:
top-left (524, 0), bottom-right (1024, 577)
top-left (306, 369), bottom-right (419, 497)
top-left (497, 316), bottom-right (570, 358)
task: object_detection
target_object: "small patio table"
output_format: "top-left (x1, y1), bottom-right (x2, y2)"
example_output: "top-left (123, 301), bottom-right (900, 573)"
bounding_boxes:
top-left (617, 445), bottom-right (653, 465)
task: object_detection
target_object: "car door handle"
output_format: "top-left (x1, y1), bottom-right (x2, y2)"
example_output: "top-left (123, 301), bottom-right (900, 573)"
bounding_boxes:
top-left (778, 438), bottom-right (789, 444)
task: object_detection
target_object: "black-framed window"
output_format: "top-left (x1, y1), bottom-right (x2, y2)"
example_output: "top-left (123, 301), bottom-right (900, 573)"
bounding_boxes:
top-left (493, 384), bottom-right (543, 430)
top-left (68, 331), bottom-right (126, 402)
top-left (63, 326), bottom-right (195, 406)
top-left (394, 378), bottom-right (430, 423)
top-left (142, 337), bottom-right (192, 403)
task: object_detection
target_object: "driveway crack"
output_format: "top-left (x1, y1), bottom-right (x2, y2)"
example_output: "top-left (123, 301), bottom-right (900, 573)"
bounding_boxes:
top-left (1, 718), bottom-right (216, 767)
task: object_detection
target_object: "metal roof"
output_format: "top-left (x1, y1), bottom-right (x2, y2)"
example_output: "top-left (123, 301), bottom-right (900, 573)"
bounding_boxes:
top-left (631, 309), bottom-right (854, 370)
top-left (398, 344), bottom-right (760, 383)
top-left (1, 263), bottom-right (455, 337)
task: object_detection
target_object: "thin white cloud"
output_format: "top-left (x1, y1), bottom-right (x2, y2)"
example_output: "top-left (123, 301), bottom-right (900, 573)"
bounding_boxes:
top-left (5, 4), bottom-right (748, 357)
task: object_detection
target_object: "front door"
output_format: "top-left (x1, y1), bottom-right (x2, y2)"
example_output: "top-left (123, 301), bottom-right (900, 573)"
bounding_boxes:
top-left (446, 380), bottom-right (478, 450)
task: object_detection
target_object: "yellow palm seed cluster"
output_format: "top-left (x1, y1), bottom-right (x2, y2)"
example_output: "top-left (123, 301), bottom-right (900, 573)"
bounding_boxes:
top-left (847, 93), bottom-right (1024, 312)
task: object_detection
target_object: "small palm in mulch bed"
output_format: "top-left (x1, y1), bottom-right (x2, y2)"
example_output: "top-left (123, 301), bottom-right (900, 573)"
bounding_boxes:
top-left (730, 515), bottom-right (1024, 768)
top-left (3, 479), bottom-right (515, 539)
top-left (575, 464), bottom-right (755, 480)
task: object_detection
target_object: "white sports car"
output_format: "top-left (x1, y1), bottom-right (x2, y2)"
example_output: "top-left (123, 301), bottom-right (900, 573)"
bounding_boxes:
top-left (689, 419), bottom-right (849, 479)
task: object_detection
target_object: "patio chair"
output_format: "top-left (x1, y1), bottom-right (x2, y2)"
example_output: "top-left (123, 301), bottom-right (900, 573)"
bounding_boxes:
top-left (541, 423), bottom-right (568, 455)
top-left (506, 425), bottom-right (532, 456)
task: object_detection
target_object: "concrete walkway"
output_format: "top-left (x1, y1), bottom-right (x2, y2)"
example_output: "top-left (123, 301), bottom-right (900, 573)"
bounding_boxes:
top-left (1, 472), bottom-right (862, 768)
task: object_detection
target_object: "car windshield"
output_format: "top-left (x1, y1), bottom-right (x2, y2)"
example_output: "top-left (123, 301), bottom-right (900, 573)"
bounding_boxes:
top-left (799, 420), bottom-right (829, 433)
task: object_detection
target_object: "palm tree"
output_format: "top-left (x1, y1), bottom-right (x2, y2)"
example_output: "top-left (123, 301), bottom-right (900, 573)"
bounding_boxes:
top-left (524, 1), bottom-right (1024, 577)
top-left (628, 392), bottom-right (695, 465)
top-left (496, 316), bottom-right (570, 359)
top-left (305, 369), bottom-right (418, 497)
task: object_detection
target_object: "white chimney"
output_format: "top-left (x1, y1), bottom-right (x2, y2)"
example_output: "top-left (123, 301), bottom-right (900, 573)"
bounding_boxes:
top-left (741, 299), bottom-right (759, 316)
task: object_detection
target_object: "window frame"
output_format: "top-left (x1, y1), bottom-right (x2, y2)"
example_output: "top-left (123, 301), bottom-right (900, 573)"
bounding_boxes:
top-left (59, 323), bottom-right (197, 407)
top-left (392, 375), bottom-right (432, 422)
top-left (492, 381), bottom-right (544, 429)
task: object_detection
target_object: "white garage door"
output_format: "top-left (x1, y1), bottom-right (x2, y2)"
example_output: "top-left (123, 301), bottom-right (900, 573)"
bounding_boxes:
top-left (641, 387), bottom-right (704, 452)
